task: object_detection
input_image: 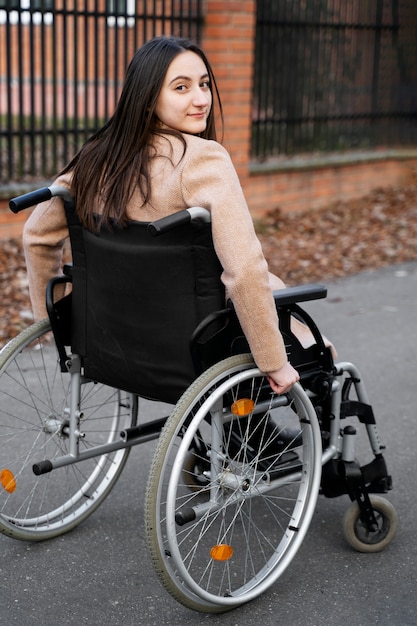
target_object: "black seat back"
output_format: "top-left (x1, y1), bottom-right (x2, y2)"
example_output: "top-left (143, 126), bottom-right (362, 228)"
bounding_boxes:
top-left (64, 201), bottom-right (225, 404)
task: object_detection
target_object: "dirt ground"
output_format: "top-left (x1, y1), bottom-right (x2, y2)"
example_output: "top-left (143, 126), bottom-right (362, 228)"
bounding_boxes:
top-left (1, 181), bottom-right (417, 344)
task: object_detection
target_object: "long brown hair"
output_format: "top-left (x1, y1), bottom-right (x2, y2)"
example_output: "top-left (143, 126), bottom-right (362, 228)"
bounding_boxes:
top-left (61, 36), bottom-right (223, 230)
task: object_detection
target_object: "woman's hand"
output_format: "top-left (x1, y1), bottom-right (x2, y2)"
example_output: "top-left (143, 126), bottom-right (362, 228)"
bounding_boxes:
top-left (266, 362), bottom-right (300, 395)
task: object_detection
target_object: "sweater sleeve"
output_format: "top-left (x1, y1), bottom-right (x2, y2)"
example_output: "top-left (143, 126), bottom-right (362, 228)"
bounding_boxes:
top-left (180, 140), bottom-right (288, 373)
top-left (22, 179), bottom-right (70, 320)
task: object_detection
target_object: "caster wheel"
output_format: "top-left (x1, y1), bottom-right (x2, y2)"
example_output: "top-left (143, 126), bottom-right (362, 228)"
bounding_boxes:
top-left (342, 495), bottom-right (398, 553)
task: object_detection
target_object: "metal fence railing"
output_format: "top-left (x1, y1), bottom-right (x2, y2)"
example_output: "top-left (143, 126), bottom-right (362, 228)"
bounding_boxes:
top-left (252, 0), bottom-right (417, 160)
top-left (0, 0), bottom-right (202, 183)
top-left (3, 0), bottom-right (417, 183)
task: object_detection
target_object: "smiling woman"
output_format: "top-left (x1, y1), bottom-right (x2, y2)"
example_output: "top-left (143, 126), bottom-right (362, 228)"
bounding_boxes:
top-left (22, 35), bottom-right (300, 395)
top-left (155, 51), bottom-right (212, 135)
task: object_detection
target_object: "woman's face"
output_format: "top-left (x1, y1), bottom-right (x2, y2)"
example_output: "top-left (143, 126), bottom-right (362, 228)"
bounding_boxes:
top-left (155, 50), bottom-right (212, 135)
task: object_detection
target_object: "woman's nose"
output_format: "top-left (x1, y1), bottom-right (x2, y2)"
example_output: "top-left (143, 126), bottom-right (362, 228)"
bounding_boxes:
top-left (192, 87), bottom-right (210, 107)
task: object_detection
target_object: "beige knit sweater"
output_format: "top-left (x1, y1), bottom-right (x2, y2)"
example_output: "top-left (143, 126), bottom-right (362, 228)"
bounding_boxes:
top-left (23, 132), bottom-right (288, 373)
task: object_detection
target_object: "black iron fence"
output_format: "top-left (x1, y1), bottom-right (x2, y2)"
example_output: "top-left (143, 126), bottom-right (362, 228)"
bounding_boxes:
top-left (0, 0), bottom-right (202, 183)
top-left (252, 0), bottom-right (417, 159)
top-left (2, 0), bottom-right (417, 184)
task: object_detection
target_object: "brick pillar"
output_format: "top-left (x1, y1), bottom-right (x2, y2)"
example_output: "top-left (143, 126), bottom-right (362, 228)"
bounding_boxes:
top-left (201, 1), bottom-right (256, 182)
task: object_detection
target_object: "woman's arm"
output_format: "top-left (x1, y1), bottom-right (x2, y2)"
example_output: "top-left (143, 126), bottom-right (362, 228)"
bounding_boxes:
top-left (180, 138), bottom-right (293, 376)
top-left (23, 188), bottom-right (70, 320)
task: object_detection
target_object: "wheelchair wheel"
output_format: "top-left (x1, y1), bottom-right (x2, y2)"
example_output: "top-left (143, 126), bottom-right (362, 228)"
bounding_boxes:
top-left (342, 495), bottom-right (398, 553)
top-left (145, 354), bottom-right (322, 612)
top-left (0, 319), bottom-right (137, 541)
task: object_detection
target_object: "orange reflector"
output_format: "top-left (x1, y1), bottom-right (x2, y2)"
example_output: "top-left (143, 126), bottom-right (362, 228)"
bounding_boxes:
top-left (231, 398), bottom-right (255, 417)
top-left (210, 544), bottom-right (234, 561)
top-left (0, 469), bottom-right (16, 494)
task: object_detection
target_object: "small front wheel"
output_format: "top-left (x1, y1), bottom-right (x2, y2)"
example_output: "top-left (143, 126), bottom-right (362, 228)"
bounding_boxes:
top-left (342, 495), bottom-right (398, 553)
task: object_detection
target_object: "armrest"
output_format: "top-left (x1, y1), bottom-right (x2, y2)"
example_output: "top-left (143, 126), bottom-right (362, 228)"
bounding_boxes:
top-left (273, 284), bottom-right (327, 306)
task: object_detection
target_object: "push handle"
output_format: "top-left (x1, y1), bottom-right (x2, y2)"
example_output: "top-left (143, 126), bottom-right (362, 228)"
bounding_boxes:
top-left (9, 188), bottom-right (210, 236)
top-left (9, 185), bottom-right (72, 213)
top-left (148, 206), bottom-right (211, 237)
top-left (9, 187), bottom-right (53, 213)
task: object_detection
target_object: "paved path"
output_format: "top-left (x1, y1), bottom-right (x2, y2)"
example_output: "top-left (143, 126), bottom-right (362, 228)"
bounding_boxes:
top-left (1, 261), bottom-right (416, 626)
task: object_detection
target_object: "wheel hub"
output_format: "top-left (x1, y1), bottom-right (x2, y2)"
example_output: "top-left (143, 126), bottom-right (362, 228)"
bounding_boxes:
top-left (42, 415), bottom-right (68, 437)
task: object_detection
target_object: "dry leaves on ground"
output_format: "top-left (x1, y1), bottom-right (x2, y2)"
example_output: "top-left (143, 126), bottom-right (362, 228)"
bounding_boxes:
top-left (0, 239), bottom-right (33, 343)
top-left (257, 183), bottom-right (417, 284)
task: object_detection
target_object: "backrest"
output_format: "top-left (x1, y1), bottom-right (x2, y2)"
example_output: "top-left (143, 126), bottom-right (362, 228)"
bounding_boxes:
top-left (63, 200), bottom-right (225, 404)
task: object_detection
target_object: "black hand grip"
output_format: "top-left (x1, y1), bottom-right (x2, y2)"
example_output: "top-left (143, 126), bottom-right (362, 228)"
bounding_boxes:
top-left (9, 187), bottom-right (53, 213)
top-left (272, 284), bottom-right (327, 305)
top-left (148, 209), bottom-right (191, 236)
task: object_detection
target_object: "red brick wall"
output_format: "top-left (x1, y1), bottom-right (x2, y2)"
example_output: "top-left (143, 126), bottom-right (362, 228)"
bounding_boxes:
top-left (201, 1), bottom-right (417, 221)
top-left (0, 203), bottom-right (26, 239)
top-left (202, 1), bottom-right (256, 179)
top-left (246, 157), bottom-right (417, 217)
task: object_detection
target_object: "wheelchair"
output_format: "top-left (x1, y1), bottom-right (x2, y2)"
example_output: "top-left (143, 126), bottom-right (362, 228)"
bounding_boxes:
top-left (0, 186), bottom-right (397, 613)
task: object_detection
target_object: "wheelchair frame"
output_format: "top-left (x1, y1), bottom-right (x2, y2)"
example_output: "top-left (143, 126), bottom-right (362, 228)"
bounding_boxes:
top-left (0, 186), bottom-right (397, 613)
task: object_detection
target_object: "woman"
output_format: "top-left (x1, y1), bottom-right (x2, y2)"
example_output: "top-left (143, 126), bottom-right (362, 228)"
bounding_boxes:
top-left (23, 35), bottom-right (300, 394)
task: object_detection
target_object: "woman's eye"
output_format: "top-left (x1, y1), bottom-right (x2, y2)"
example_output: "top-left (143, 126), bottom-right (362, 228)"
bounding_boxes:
top-left (200, 81), bottom-right (210, 89)
top-left (175, 84), bottom-right (187, 92)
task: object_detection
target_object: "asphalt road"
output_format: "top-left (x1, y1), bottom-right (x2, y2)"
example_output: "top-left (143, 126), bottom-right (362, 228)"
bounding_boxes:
top-left (1, 261), bottom-right (416, 626)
